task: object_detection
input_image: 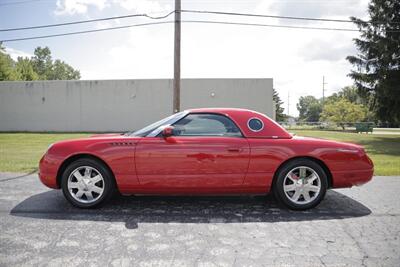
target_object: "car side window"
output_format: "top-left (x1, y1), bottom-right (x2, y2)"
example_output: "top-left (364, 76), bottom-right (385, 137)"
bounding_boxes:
top-left (172, 113), bottom-right (242, 137)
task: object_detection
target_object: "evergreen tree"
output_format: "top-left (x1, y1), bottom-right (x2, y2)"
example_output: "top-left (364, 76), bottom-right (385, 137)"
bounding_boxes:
top-left (273, 89), bottom-right (287, 121)
top-left (347, 0), bottom-right (400, 126)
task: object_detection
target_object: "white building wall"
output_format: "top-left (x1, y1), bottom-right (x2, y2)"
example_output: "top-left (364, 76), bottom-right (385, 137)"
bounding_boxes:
top-left (0, 78), bottom-right (273, 132)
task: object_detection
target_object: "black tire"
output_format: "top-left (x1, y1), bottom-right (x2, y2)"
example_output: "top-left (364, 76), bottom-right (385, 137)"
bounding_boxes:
top-left (273, 159), bottom-right (328, 210)
top-left (61, 158), bottom-right (116, 208)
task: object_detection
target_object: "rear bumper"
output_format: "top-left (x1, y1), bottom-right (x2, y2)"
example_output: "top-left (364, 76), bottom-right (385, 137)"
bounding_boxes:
top-left (331, 152), bottom-right (374, 188)
top-left (331, 168), bottom-right (374, 188)
top-left (38, 154), bottom-right (59, 189)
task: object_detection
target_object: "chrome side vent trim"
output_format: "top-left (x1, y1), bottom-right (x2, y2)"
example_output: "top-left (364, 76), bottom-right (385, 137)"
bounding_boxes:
top-left (109, 142), bottom-right (134, 146)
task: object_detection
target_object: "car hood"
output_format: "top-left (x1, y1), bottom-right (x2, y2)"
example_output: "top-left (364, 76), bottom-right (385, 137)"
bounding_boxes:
top-left (90, 133), bottom-right (124, 138)
top-left (49, 133), bottom-right (141, 149)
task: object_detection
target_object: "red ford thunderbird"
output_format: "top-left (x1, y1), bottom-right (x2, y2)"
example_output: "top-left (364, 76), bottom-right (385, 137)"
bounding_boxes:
top-left (39, 108), bottom-right (373, 210)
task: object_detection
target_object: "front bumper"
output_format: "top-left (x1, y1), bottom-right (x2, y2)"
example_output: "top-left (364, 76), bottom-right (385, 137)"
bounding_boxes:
top-left (38, 154), bottom-right (59, 189)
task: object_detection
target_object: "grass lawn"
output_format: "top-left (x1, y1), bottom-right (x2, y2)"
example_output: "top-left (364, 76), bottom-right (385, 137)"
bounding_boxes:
top-left (292, 130), bottom-right (400, 176)
top-left (0, 131), bottom-right (399, 176)
top-left (0, 133), bottom-right (90, 173)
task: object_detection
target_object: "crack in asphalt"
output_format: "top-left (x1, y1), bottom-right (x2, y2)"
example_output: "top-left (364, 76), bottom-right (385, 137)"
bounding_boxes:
top-left (0, 170), bottom-right (38, 182)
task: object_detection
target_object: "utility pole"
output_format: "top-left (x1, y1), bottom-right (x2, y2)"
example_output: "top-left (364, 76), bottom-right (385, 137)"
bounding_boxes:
top-left (287, 91), bottom-right (290, 117)
top-left (173, 0), bottom-right (181, 113)
top-left (322, 76), bottom-right (327, 104)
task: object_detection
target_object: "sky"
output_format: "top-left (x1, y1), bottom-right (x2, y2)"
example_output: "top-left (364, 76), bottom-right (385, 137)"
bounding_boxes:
top-left (0, 0), bottom-right (370, 116)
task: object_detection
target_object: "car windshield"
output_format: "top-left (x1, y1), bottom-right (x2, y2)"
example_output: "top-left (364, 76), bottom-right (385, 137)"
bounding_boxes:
top-left (129, 111), bottom-right (186, 137)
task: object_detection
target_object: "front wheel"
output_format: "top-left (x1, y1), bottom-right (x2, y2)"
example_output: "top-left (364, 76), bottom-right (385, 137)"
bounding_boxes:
top-left (273, 159), bottom-right (328, 210)
top-left (61, 158), bottom-right (116, 208)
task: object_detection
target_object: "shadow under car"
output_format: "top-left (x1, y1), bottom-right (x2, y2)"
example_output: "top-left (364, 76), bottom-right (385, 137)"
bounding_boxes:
top-left (10, 190), bottom-right (371, 229)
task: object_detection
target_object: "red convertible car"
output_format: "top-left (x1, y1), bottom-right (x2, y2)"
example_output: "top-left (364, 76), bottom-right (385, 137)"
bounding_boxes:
top-left (39, 108), bottom-right (373, 210)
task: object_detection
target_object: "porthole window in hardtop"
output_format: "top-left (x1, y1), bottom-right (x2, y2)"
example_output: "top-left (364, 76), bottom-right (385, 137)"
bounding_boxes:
top-left (248, 118), bottom-right (264, 132)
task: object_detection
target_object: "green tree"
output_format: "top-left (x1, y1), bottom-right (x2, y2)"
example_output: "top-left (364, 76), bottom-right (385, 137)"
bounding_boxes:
top-left (31, 46), bottom-right (53, 79)
top-left (48, 59), bottom-right (81, 80)
top-left (347, 0), bottom-right (400, 126)
top-left (321, 99), bottom-right (367, 130)
top-left (273, 89), bottom-right (287, 121)
top-left (15, 57), bottom-right (38, 81)
top-left (327, 86), bottom-right (367, 105)
top-left (0, 43), bottom-right (19, 81)
top-left (325, 93), bottom-right (340, 104)
top-left (338, 86), bottom-right (361, 104)
top-left (31, 46), bottom-right (80, 80)
top-left (0, 45), bottom-right (80, 81)
top-left (296, 96), bottom-right (322, 122)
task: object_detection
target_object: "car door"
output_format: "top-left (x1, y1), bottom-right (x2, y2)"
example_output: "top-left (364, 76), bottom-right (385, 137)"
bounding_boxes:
top-left (135, 113), bottom-right (250, 189)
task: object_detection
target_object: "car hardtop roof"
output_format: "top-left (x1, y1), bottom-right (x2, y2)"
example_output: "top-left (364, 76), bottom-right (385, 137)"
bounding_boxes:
top-left (186, 107), bottom-right (259, 115)
top-left (184, 108), bottom-right (292, 139)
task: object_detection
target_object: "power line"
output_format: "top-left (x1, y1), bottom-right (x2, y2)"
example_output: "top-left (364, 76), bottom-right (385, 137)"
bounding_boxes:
top-left (1, 19), bottom-right (366, 43)
top-left (0, 21), bottom-right (175, 42)
top-left (2, 8), bottom-right (398, 33)
top-left (181, 9), bottom-right (354, 23)
top-left (182, 20), bottom-right (358, 32)
top-left (0, 11), bottom-right (176, 32)
top-left (182, 10), bottom-right (400, 25)
top-left (0, 0), bottom-right (48, 7)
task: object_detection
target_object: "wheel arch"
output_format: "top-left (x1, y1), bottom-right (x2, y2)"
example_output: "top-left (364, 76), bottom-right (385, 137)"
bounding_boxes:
top-left (56, 153), bottom-right (116, 188)
top-left (272, 156), bottom-right (333, 189)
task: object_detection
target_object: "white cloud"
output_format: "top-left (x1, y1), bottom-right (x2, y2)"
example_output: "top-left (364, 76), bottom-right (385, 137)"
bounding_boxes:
top-left (78, 22), bottom-right (360, 116)
top-left (79, 25), bottom-right (173, 79)
top-left (177, 22), bottom-right (359, 116)
top-left (56, 0), bottom-right (368, 117)
top-left (299, 37), bottom-right (357, 62)
top-left (93, 19), bottom-right (119, 30)
top-left (55, 0), bottom-right (108, 15)
top-left (255, 0), bottom-right (368, 21)
top-left (113, 0), bottom-right (171, 14)
top-left (5, 47), bottom-right (33, 60)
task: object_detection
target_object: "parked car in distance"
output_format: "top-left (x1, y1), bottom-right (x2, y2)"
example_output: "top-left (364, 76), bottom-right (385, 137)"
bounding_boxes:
top-left (39, 108), bottom-right (374, 210)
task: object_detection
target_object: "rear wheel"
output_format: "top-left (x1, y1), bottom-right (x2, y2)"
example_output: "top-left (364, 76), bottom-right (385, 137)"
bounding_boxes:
top-left (61, 158), bottom-right (116, 208)
top-left (273, 159), bottom-right (328, 210)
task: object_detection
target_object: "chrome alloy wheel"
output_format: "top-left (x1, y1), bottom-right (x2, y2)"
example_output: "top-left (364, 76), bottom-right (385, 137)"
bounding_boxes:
top-left (283, 166), bottom-right (321, 205)
top-left (67, 166), bottom-right (105, 204)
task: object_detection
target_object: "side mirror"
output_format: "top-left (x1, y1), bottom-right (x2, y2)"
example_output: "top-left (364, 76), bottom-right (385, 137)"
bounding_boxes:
top-left (162, 126), bottom-right (174, 137)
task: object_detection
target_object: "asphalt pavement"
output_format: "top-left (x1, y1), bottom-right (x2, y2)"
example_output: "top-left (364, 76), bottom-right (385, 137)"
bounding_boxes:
top-left (0, 173), bottom-right (399, 267)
